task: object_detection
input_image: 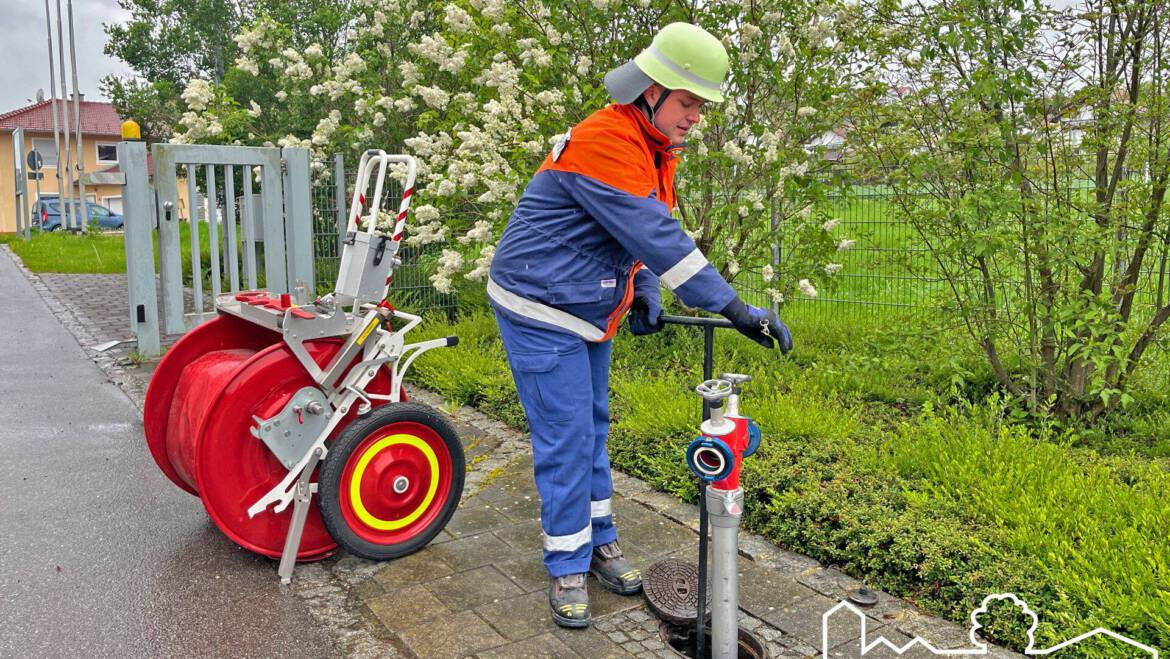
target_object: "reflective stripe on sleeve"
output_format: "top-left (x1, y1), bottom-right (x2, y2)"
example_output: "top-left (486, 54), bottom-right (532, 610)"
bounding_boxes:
top-left (658, 248), bottom-right (710, 290)
top-left (487, 277), bottom-right (606, 342)
top-left (590, 499), bottom-right (612, 518)
top-left (544, 523), bottom-right (592, 552)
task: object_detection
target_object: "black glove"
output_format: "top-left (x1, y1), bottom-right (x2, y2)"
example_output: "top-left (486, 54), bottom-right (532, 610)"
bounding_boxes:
top-left (628, 295), bottom-right (664, 335)
top-left (719, 298), bottom-right (793, 353)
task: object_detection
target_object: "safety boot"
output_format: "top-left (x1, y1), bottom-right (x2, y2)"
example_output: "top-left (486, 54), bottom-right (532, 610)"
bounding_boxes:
top-left (549, 573), bottom-right (590, 628)
top-left (590, 541), bottom-right (642, 595)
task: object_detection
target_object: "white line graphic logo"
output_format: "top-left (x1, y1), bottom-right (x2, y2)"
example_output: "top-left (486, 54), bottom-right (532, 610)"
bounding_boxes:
top-left (822, 593), bottom-right (1159, 657)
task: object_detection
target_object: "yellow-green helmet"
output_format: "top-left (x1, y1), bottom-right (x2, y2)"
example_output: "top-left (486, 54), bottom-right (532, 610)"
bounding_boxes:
top-left (604, 23), bottom-right (729, 104)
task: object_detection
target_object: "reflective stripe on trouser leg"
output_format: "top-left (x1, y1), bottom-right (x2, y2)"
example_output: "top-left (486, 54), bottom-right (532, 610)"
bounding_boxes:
top-left (495, 311), bottom-right (598, 577)
top-left (587, 338), bottom-right (618, 548)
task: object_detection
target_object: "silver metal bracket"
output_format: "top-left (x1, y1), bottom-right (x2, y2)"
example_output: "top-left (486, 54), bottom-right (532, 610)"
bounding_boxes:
top-left (277, 446), bottom-right (323, 584)
top-left (250, 387), bottom-right (332, 469)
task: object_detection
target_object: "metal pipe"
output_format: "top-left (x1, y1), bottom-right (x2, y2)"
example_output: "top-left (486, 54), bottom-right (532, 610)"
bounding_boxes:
top-left (706, 487), bottom-right (744, 659)
top-left (54, 0), bottom-right (74, 231)
top-left (66, 0), bottom-right (88, 232)
top-left (42, 0), bottom-right (63, 224)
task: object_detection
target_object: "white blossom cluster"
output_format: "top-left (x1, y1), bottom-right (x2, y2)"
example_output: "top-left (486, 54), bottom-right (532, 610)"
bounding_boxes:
top-left (431, 249), bottom-right (465, 293)
top-left (465, 244), bottom-right (495, 281)
top-left (168, 0), bottom-right (861, 296)
top-left (181, 79), bottom-right (214, 112)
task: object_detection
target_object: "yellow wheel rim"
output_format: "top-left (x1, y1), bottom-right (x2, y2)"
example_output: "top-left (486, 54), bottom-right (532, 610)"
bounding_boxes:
top-left (348, 433), bottom-right (439, 530)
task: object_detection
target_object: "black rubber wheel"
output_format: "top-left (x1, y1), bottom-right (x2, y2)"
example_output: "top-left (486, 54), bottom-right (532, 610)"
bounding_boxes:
top-left (319, 402), bottom-right (465, 560)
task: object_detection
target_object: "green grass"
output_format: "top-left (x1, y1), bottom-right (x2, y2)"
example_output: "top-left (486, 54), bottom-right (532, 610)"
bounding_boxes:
top-left (1, 230), bottom-right (128, 273)
top-left (406, 308), bottom-right (1170, 657)
top-left (1, 226), bottom-right (267, 292)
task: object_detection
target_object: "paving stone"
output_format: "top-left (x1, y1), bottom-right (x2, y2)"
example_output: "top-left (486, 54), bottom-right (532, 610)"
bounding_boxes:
top-left (494, 519), bottom-right (544, 551)
top-left (427, 531), bottom-right (517, 572)
top-left (372, 547), bottom-right (456, 587)
top-left (427, 565), bottom-right (524, 610)
top-left (610, 471), bottom-right (651, 497)
top-left (620, 519), bottom-right (695, 559)
top-left (587, 579), bottom-right (645, 617)
top-left (492, 492), bottom-right (543, 522)
top-left (446, 498), bottom-right (515, 538)
top-left (450, 422), bottom-right (501, 460)
top-left (488, 459), bottom-right (537, 491)
top-left (366, 584), bottom-right (450, 632)
top-left (475, 632), bottom-right (579, 658)
top-left (595, 618), bottom-right (617, 633)
top-left (737, 559), bottom-right (820, 620)
top-left (611, 497), bottom-right (660, 527)
top-left (552, 624), bottom-right (632, 658)
top-left (352, 577), bottom-right (385, 602)
top-left (397, 609), bottom-right (506, 658)
top-left (475, 590), bottom-right (565, 641)
top-left (822, 621), bottom-right (1007, 659)
top-left (497, 553), bottom-right (552, 593)
top-left (893, 615), bottom-right (977, 651)
top-left (762, 592), bottom-right (847, 651)
top-left (797, 566), bottom-right (866, 600)
top-left (848, 586), bottom-right (920, 626)
top-left (630, 490), bottom-right (700, 525)
top-left (753, 549), bottom-right (822, 578)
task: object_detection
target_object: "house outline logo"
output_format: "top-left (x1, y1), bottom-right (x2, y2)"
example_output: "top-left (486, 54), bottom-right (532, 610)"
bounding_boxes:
top-left (821, 593), bottom-right (1159, 657)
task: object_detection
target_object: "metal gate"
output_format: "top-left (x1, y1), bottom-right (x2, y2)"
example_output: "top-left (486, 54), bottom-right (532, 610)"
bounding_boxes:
top-left (118, 142), bottom-right (315, 356)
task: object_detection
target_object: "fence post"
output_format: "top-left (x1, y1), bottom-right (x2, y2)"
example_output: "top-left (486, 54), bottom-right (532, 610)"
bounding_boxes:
top-left (118, 140), bottom-right (161, 357)
top-left (260, 156), bottom-right (287, 292)
top-left (334, 154), bottom-right (346, 254)
top-left (152, 144), bottom-right (185, 335)
top-left (281, 147), bottom-right (314, 293)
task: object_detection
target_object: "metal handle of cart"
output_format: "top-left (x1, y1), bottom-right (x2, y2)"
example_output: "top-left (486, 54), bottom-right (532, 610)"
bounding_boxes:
top-left (659, 314), bottom-right (734, 659)
top-left (347, 150), bottom-right (418, 238)
top-left (335, 151), bottom-right (419, 311)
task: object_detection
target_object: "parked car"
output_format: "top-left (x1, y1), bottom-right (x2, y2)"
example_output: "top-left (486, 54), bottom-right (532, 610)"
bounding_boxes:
top-left (31, 199), bottom-right (124, 231)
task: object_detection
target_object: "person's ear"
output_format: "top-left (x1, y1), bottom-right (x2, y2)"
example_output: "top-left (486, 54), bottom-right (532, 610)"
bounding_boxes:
top-left (643, 84), bottom-right (661, 106)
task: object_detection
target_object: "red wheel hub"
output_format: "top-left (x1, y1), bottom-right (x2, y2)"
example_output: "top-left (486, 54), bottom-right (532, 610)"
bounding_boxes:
top-left (339, 421), bottom-right (454, 545)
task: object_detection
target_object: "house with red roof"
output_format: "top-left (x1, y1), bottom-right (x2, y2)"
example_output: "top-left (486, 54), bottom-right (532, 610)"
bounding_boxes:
top-left (0, 97), bottom-right (193, 234)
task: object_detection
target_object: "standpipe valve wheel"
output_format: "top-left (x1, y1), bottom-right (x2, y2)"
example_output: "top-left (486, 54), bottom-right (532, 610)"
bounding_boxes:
top-left (318, 402), bottom-right (465, 560)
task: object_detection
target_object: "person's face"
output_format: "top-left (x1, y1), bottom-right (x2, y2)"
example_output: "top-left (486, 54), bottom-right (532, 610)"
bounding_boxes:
top-left (643, 85), bottom-right (706, 146)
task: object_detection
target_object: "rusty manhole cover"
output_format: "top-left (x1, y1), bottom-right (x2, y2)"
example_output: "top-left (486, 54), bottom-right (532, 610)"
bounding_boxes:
top-left (643, 559), bottom-right (711, 624)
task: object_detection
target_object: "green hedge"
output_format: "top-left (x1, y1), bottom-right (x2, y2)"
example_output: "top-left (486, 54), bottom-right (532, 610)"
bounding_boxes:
top-left (408, 310), bottom-right (1169, 656)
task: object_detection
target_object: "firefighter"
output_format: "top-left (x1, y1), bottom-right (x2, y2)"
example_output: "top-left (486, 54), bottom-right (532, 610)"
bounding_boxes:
top-left (487, 22), bottom-right (793, 629)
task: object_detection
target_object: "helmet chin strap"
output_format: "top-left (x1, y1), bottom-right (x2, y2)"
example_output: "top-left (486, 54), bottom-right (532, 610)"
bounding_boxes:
top-left (636, 87), bottom-right (673, 126)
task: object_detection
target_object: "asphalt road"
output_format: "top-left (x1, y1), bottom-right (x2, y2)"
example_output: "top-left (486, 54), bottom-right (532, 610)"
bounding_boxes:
top-left (0, 251), bottom-right (338, 658)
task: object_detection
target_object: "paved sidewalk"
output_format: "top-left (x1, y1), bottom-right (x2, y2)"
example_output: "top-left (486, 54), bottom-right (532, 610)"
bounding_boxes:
top-left (5, 249), bottom-right (1023, 659)
top-left (0, 247), bottom-right (338, 658)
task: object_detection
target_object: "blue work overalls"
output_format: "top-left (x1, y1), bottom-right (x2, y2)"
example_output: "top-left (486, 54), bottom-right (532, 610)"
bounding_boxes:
top-left (489, 103), bottom-right (736, 576)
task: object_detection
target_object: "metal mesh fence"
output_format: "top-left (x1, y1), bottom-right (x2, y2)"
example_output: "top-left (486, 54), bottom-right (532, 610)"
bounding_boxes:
top-left (311, 156), bottom-right (1166, 333)
top-left (733, 163), bottom-right (1166, 330)
top-left (311, 155), bottom-right (458, 317)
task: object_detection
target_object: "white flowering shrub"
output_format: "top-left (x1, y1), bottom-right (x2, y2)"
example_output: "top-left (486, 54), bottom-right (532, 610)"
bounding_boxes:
top-left (171, 0), bottom-right (873, 302)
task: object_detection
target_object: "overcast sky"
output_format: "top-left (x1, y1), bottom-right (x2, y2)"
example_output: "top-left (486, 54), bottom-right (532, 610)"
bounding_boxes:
top-left (0, 0), bottom-right (133, 113)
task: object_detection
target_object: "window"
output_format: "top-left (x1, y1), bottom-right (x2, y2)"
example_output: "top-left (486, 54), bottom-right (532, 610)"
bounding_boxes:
top-left (96, 142), bottom-right (117, 164)
top-left (31, 138), bottom-right (57, 168)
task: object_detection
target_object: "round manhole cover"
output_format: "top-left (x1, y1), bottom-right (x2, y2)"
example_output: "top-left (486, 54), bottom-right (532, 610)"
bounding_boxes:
top-left (643, 559), bottom-right (711, 624)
